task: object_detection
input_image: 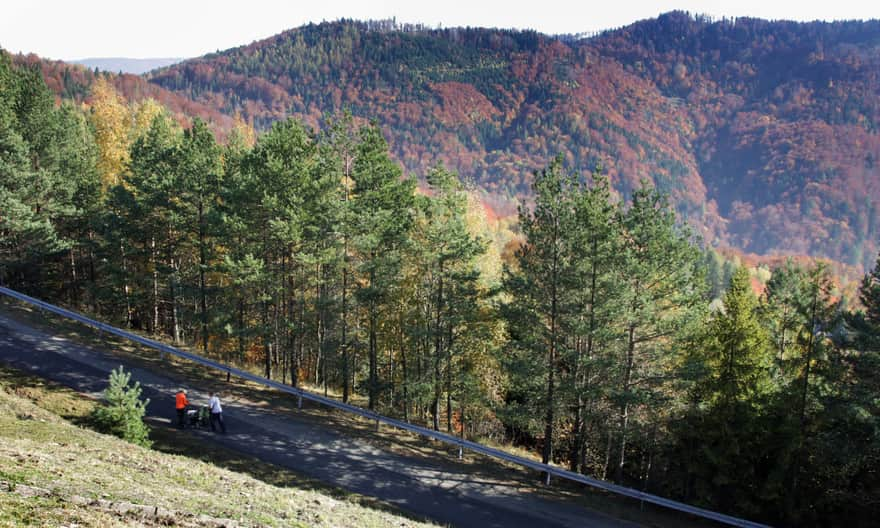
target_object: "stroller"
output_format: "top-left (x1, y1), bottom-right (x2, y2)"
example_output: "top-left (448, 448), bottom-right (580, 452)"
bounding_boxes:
top-left (186, 405), bottom-right (209, 429)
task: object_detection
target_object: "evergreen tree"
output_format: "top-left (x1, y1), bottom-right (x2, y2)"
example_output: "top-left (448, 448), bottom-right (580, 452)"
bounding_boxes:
top-left (503, 157), bottom-right (577, 468)
top-left (614, 182), bottom-right (704, 483)
top-left (350, 124), bottom-right (415, 410)
top-left (686, 267), bottom-right (774, 512)
top-left (177, 118), bottom-right (223, 353)
top-left (419, 165), bottom-right (486, 430)
top-left (120, 112), bottom-right (182, 337)
top-left (91, 366), bottom-right (152, 448)
top-left (567, 168), bottom-right (623, 474)
top-left (244, 118), bottom-right (315, 379)
top-left (859, 251), bottom-right (880, 330)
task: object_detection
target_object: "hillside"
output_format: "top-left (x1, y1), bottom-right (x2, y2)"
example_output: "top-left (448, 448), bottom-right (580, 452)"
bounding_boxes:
top-left (144, 14), bottom-right (880, 269)
top-left (11, 53), bottom-right (234, 131)
top-left (0, 364), bottom-right (436, 527)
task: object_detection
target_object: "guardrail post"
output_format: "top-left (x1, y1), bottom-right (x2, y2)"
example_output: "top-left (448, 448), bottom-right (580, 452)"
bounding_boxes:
top-left (297, 393), bottom-right (302, 409)
top-left (545, 472), bottom-right (551, 486)
top-left (458, 446), bottom-right (463, 460)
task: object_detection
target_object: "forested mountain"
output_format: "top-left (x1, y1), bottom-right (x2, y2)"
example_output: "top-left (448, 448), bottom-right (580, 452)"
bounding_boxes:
top-left (11, 53), bottom-right (233, 130)
top-left (144, 13), bottom-right (880, 270)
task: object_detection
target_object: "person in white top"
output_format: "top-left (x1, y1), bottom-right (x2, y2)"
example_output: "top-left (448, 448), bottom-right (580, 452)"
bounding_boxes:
top-left (208, 391), bottom-right (227, 434)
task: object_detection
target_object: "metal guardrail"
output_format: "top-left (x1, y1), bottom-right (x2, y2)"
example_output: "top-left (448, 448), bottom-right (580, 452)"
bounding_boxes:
top-left (0, 286), bottom-right (770, 528)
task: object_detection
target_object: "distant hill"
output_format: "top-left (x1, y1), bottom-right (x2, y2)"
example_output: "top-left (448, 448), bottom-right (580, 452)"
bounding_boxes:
top-left (18, 13), bottom-right (880, 270)
top-left (11, 53), bottom-right (233, 131)
top-left (71, 57), bottom-right (184, 74)
top-left (144, 14), bottom-right (880, 269)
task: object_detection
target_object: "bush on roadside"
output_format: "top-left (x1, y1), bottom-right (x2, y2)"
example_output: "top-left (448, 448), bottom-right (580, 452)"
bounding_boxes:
top-left (91, 366), bottom-right (151, 448)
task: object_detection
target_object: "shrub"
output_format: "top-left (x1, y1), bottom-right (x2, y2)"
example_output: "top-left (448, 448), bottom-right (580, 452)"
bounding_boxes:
top-left (91, 366), bottom-right (152, 448)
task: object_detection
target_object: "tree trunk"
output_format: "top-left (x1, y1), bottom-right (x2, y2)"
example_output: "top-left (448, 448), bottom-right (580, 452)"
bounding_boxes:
top-left (571, 337), bottom-right (584, 472)
top-left (446, 325), bottom-right (454, 433)
top-left (198, 199), bottom-right (209, 354)
top-left (68, 248), bottom-right (78, 307)
top-left (543, 216), bottom-right (560, 468)
top-left (790, 279), bottom-right (821, 506)
top-left (263, 299), bottom-right (271, 379)
top-left (402, 330), bottom-right (409, 422)
top-left (602, 426), bottom-right (613, 480)
top-left (169, 259), bottom-right (181, 345)
top-left (341, 256), bottom-right (350, 403)
top-left (369, 309), bottom-right (378, 410)
top-left (151, 237), bottom-right (159, 334)
top-left (617, 323), bottom-right (636, 482)
top-left (432, 265), bottom-right (444, 432)
top-left (237, 296), bottom-right (245, 364)
top-left (297, 264), bottom-right (306, 389)
top-left (120, 242), bottom-right (132, 328)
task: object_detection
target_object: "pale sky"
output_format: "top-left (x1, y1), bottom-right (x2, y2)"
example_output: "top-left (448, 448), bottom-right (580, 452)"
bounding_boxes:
top-left (1, 0), bottom-right (877, 60)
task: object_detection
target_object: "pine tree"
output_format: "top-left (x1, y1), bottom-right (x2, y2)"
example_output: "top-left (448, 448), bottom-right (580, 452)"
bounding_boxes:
top-left (419, 165), bottom-right (485, 430)
top-left (706, 267), bottom-right (774, 407)
top-left (614, 182), bottom-right (704, 483)
top-left (859, 251), bottom-right (880, 329)
top-left (503, 157), bottom-right (577, 468)
top-left (177, 118), bottom-right (223, 353)
top-left (0, 56), bottom-right (89, 292)
top-left (243, 118), bottom-right (315, 379)
top-left (91, 366), bottom-right (152, 448)
top-left (567, 169), bottom-right (623, 473)
top-left (122, 112), bottom-right (182, 337)
top-left (350, 124), bottom-right (415, 410)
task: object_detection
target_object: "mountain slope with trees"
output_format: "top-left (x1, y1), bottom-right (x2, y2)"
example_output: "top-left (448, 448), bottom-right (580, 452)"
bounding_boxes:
top-left (3, 44), bottom-right (879, 527)
top-left (145, 13), bottom-right (880, 270)
top-left (12, 52), bottom-right (233, 131)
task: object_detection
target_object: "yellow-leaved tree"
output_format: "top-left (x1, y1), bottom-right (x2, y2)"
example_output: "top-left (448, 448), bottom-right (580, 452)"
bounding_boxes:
top-left (89, 77), bottom-right (130, 189)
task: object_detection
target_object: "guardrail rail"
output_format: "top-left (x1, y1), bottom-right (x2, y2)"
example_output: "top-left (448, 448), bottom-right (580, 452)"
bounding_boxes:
top-left (0, 286), bottom-right (770, 528)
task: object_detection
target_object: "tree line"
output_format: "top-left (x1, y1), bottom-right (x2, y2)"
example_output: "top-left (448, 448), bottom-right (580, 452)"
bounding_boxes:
top-left (1, 52), bottom-right (877, 526)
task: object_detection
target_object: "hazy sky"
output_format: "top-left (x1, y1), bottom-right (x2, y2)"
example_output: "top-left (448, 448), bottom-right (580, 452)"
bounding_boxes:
top-left (2, 0), bottom-right (877, 60)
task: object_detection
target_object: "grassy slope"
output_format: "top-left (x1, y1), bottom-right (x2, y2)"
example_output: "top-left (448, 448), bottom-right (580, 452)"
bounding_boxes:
top-left (0, 364), bottom-right (437, 528)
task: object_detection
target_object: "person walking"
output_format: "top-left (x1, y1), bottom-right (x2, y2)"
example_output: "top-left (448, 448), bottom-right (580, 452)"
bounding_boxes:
top-left (175, 388), bottom-right (188, 428)
top-left (208, 391), bottom-right (227, 434)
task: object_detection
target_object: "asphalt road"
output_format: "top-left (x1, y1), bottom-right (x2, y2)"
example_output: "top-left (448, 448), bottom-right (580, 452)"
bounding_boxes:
top-left (0, 311), bottom-right (638, 528)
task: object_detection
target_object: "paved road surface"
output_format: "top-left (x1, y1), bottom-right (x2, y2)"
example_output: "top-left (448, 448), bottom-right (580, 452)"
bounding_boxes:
top-left (0, 312), bottom-right (638, 528)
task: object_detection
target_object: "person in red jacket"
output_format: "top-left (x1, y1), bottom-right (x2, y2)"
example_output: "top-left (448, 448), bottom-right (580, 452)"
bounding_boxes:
top-left (175, 388), bottom-right (188, 428)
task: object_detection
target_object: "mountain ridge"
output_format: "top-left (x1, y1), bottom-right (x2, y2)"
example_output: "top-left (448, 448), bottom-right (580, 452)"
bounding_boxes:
top-left (14, 12), bottom-right (880, 271)
top-left (143, 13), bottom-right (880, 269)
top-left (71, 57), bottom-right (185, 75)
